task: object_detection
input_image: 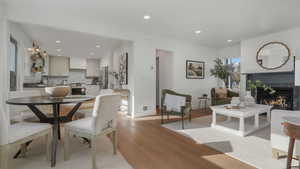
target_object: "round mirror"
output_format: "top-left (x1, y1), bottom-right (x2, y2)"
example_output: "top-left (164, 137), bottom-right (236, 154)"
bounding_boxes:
top-left (256, 42), bottom-right (290, 70)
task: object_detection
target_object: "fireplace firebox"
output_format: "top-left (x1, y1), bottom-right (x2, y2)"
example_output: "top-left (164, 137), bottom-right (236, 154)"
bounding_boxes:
top-left (256, 87), bottom-right (293, 110)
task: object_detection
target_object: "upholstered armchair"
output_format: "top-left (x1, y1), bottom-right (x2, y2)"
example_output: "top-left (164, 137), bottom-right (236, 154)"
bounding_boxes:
top-left (211, 88), bottom-right (239, 106)
top-left (161, 89), bottom-right (192, 129)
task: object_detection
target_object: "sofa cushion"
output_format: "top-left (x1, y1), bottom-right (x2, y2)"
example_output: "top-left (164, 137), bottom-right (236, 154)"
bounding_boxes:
top-left (215, 88), bottom-right (228, 99)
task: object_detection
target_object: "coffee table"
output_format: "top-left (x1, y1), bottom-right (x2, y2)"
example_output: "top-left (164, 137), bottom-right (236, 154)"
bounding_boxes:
top-left (210, 104), bottom-right (272, 137)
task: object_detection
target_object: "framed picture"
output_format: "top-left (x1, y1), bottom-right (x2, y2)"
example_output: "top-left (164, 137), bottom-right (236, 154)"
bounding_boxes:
top-left (186, 60), bottom-right (205, 79)
top-left (119, 52), bottom-right (128, 85)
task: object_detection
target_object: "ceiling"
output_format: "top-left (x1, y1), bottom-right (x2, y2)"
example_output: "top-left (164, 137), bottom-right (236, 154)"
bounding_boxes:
top-left (19, 22), bottom-right (125, 58)
top-left (5, 0), bottom-right (300, 48)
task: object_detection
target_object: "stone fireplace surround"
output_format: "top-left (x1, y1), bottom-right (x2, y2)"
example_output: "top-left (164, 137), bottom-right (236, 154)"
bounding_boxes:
top-left (246, 72), bottom-right (300, 110)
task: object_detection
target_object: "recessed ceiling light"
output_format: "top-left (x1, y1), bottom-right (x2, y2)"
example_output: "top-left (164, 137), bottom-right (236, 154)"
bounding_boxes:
top-left (56, 49), bottom-right (62, 52)
top-left (55, 40), bottom-right (61, 44)
top-left (143, 15), bottom-right (151, 20)
top-left (90, 52), bottom-right (95, 56)
top-left (96, 45), bottom-right (101, 48)
top-left (195, 30), bottom-right (202, 34)
top-left (227, 39), bottom-right (233, 42)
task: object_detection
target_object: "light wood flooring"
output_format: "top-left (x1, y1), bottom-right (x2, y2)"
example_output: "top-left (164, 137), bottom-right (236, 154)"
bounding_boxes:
top-left (116, 109), bottom-right (256, 169)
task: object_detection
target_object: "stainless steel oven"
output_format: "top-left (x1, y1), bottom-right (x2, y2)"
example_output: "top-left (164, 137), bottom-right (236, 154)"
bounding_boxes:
top-left (71, 87), bottom-right (86, 95)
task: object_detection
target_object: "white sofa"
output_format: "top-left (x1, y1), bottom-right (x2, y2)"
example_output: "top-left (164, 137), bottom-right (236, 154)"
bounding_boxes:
top-left (271, 109), bottom-right (300, 158)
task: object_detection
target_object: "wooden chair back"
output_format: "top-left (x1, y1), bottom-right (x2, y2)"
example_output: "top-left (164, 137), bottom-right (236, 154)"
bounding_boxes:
top-left (283, 122), bottom-right (300, 140)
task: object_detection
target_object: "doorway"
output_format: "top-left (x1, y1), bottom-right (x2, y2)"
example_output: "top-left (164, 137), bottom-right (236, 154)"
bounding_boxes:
top-left (156, 49), bottom-right (174, 112)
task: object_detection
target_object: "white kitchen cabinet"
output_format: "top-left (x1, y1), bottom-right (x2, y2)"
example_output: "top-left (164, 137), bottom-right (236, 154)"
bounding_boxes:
top-left (86, 85), bottom-right (100, 96)
top-left (70, 57), bottom-right (87, 69)
top-left (49, 56), bottom-right (69, 76)
top-left (86, 59), bottom-right (100, 77)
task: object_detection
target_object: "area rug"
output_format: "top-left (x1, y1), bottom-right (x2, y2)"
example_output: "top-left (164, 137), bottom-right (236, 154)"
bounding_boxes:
top-left (11, 135), bottom-right (132, 169)
top-left (163, 115), bottom-right (298, 169)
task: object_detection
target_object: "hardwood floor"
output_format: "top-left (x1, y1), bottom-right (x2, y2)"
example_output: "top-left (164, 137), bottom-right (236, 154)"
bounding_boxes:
top-left (117, 109), bottom-right (256, 169)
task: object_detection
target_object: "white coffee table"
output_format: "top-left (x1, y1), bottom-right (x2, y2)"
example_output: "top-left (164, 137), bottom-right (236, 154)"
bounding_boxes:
top-left (210, 104), bottom-right (272, 137)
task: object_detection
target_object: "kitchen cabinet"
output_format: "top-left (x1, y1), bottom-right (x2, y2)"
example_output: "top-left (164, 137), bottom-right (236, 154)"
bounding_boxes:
top-left (70, 57), bottom-right (87, 69)
top-left (86, 59), bottom-right (100, 77)
top-left (49, 56), bottom-right (69, 76)
top-left (86, 85), bottom-right (100, 96)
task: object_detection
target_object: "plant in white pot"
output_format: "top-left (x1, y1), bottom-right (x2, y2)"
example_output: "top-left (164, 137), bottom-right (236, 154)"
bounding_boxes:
top-left (246, 80), bottom-right (276, 106)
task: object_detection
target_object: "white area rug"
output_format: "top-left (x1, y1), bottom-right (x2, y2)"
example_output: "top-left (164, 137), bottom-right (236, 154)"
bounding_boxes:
top-left (163, 115), bottom-right (299, 169)
top-left (11, 136), bottom-right (132, 169)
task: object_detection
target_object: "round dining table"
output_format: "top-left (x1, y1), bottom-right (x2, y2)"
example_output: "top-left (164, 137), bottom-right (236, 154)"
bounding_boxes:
top-left (6, 95), bottom-right (95, 167)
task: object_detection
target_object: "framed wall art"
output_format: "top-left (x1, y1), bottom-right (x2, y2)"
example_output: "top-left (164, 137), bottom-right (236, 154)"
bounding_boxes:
top-left (186, 60), bottom-right (205, 79)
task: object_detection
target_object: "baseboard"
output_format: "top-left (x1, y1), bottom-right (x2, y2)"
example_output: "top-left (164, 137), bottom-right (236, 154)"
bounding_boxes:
top-left (133, 111), bottom-right (156, 118)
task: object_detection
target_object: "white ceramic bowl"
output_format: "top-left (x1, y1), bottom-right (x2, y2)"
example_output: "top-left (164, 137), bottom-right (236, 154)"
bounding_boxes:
top-left (45, 86), bottom-right (70, 98)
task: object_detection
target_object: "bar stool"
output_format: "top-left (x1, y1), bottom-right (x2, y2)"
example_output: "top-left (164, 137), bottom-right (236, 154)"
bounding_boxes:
top-left (282, 116), bottom-right (300, 169)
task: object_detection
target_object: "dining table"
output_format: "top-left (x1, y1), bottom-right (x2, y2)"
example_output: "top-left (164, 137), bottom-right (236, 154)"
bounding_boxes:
top-left (6, 95), bottom-right (95, 167)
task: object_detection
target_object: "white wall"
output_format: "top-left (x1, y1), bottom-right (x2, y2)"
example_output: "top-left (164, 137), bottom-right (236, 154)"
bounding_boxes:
top-left (217, 44), bottom-right (241, 58)
top-left (0, 3), bottom-right (9, 145)
top-left (5, 5), bottom-right (218, 117)
top-left (241, 27), bottom-right (300, 74)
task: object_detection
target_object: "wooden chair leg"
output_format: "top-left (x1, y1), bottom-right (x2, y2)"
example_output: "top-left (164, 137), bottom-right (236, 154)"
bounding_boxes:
top-left (91, 137), bottom-right (97, 169)
top-left (112, 130), bottom-right (117, 155)
top-left (287, 137), bottom-right (295, 169)
top-left (161, 109), bottom-right (164, 124)
top-left (63, 129), bottom-right (70, 161)
top-left (20, 143), bottom-right (27, 158)
top-left (46, 130), bottom-right (52, 161)
top-left (0, 145), bottom-right (9, 169)
top-left (272, 148), bottom-right (279, 159)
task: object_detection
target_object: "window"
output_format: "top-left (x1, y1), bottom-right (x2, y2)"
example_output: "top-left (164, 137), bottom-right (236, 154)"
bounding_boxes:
top-left (9, 36), bottom-right (18, 91)
top-left (225, 57), bottom-right (240, 89)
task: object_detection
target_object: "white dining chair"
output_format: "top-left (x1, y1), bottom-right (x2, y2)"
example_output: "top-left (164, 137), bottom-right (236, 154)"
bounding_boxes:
top-left (0, 122), bottom-right (52, 169)
top-left (63, 94), bottom-right (121, 169)
top-left (76, 89), bottom-right (116, 118)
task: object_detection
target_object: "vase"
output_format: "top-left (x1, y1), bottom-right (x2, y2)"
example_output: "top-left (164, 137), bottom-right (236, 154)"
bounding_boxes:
top-left (244, 91), bottom-right (255, 106)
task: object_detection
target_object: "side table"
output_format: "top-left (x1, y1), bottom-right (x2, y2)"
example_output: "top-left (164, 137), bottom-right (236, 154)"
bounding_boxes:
top-left (198, 97), bottom-right (209, 112)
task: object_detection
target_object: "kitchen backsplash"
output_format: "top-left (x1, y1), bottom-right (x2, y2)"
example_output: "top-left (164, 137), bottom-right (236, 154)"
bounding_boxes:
top-left (48, 70), bottom-right (93, 85)
top-left (24, 69), bottom-right (94, 85)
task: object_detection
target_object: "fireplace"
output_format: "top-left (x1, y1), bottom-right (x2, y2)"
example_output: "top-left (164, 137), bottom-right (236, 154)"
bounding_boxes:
top-left (256, 87), bottom-right (294, 110)
top-left (247, 72), bottom-right (300, 110)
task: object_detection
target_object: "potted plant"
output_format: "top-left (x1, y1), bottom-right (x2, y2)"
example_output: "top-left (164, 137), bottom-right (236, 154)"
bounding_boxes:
top-left (246, 80), bottom-right (276, 105)
top-left (210, 58), bottom-right (233, 88)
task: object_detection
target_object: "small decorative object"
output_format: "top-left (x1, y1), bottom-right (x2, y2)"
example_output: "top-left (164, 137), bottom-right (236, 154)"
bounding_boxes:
top-left (244, 91), bottom-right (255, 106)
top-left (231, 97), bottom-right (241, 106)
top-left (45, 86), bottom-right (70, 98)
top-left (202, 94), bottom-right (208, 98)
top-left (28, 41), bottom-right (47, 73)
top-left (119, 52), bottom-right (128, 85)
top-left (186, 60), bottom-right (205, 79)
